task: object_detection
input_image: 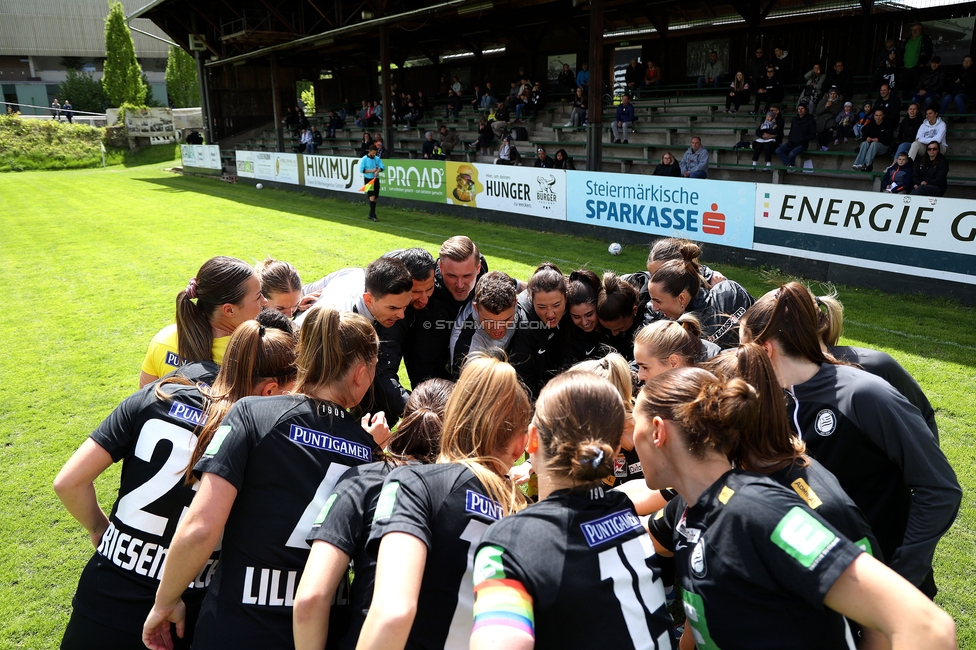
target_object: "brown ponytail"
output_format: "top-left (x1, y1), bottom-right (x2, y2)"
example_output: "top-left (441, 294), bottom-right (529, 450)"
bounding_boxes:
top-left (634, 315), bottom-right (703, 366)
top-left (176, 256), bottom-right (256, 364)
top-left (596, 272), bottom-right (639, 321)
top-left (648, 258), bottom-right (703, 302)
top-left (740, 282), bottom-right (837, 365)
top-left (533, 370), bottom-right (624, 483)
top-left (387, 378), bottom-right (455, 464)
top-left (647, 238), bottom-right (703, 275)
top-left (293, 306), bottom-right (379, 400)
top-left (255, 257), bottom-right (302, 298)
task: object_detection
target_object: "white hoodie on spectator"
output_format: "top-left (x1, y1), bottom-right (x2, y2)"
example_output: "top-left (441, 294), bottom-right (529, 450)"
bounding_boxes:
top-left (916, 117), bottom-right (947, 149)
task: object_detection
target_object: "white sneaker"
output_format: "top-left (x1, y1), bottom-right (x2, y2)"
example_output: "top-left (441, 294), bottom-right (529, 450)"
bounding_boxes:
top-left (564, 122), bottom-right (573, 127)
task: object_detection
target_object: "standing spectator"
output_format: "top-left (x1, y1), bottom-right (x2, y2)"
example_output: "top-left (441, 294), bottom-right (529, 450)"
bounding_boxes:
top-left (910, 142), bottom-right (949, 196)
top-left (799, 62), bottom-right (826, 109)
top-left (875, 48), bottom-right (901, 92)
top-left (643, 60), bottom-right (663, 92)
top-left (610, 94), bottom-right (635, 143)
top-left (63, 99), bottom-right (73, 124)
top-left (326, 111), bottom-right (341, 138)
top-left (751, 109), bottom-right (784, 168)
top-left (534, 147), bottom-right (555, 168)
top-left (908, 107), bottom-right (947, 160)
top-left (490, 101), bottom-right (509, 138)
top-left (913, 57), bottom-right (946, 111)
top-left (902, 22), bottom-right (934, 98)
top-left (823, 60), bottom-right (854, 102)
top-left (698, 51), bottom-right (724, 89)
top-left (875, 83), bottom-right (901, 123)
top-left (625, 59), bottom-right (643, 96)
top-left (438, 124), bottom-right (460, 158)
top-left (576, 63), bottom-right (590, 92)
top-left (50, 98), bottom-right (61, 121)
top-left (653, 151), bottom-right (681, 176)
top-left (558, 63), bottom-right (576, 94)
top-left (882, 151), bottom-right (914, 193)
top-left (444, 90), bottom-right (461, 119)
top-left (772, 45), bottom-right (793, 82)
top-left (815, 87), bottom-right (845, 150)
top-left (564, 87), bottom-right (587, 127)
top-left (553, 148), bottom-right (575, 170)
top-left (529, 81), bottom-right (545, 116)
top-left (414, 91), bottom-right (426, 121)
top-left (679, 136), bottom-right (709, 179)
top-left (747, 47), bottom-right (769, 96)
top-left (776, 103), bottom-right (817, 169)
top-left (853, 109), bottom-right (894, 171)
top-left (725, 71), bottom-right (750, 114)
top-left (891, 102), bottom-right (924, 159)
top-left (940, 56), bottom-right (975, 116)
top-left (753, 65), bottom-right (783, 116)
top-left (834, 101), bottom-right (855, 144)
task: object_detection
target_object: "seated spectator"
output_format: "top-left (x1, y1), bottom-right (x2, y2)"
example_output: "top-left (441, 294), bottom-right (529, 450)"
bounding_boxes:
top-left (610, 94), bottom-right (635, 143)
top-left (882, 151), bottom-right (914, 193)
top-left (508, 81), bottom-right (520, 102)
top-left (940, 55), bottom-right (974, 116)
top-left (529, 81), bottom-right (545, 115)
top-left (326, 111), bottom-right (342, 138)
top-left (913, 56), bottom-right (946, 111)
top-left (834, 101), bottom-right (855, 144)
top-left (625, 59), bottom-right (643, 96)
top-left (297, 128), bottom-right (312, 153)
top-left (564, 87), bottom-right (587, 128)
top-left (339, 98), bottom-right (353, 122)
top-left (484, 82), bottom-right (498, 106)
top-left (753, 66), bottom-right (784, 115)
top-left (401, 98), bottom-right (420, 129)
top-left (490, 101), bottom-right (510, 137)
top-left (495, 135), bottom-right (521, 165)
top-left (853, 101), bottom-right (873, 139)
top-left (875, 83), bottom-right (901, 123)
top-left (444, 90), bottom-right (461, 118)
top-left (479, 87), bottom-right (494, 111)
top-left (852, 109), bottom-right (894, 171)
top-left (414, 91), bottom-right (427, 120)
top-left (875, 48), bottom-right (900, 94)
top-left (553, 148), bottom-right (575, 170)
top-left (296, 109), bottom-right (310, 131)
top-left (368, 100), bottom-right (382, 127)
top-left (747, 47), bottom-right (769, 97)
top-left (724, 72), bottom-right (750, 114)
top-left (908, 107), bottom-right (947, 160)
top-left (910, 142), bottom-right (949, 196)
top-left (815, 87), bottom-right (845, 150)
top-left (752, 109), bottom-right (784, 168)
top-left (184, 129), bottom-right (203, 145)
top-left (309, 126), bottom-right (322, 154)
top-left (775, 103), bottom-right (816, 169)
top-left (799, 63), bottom-right (825, 109)
top-left (469, 85), bottom-right (483, 111)
top-left (890, 103), bottom-right (924, 160)
top-left (452, 76), bottom-right (463, 94)
top-left (679, 137), bottom-right (709, 179)
top-left (438, 124), bottom-right (460, 158)
top-left (698, 50), bottom-right (724, 89)
top-left (471, 118), bottom-right (494, 155)
top-left (373, 137), bottom-right (386, 159)
top-left (354, 100), bottom-right (370, 128)
top-left (421, 131), bottom-right (443, 160)
top-left (772, 45), bottom-right (793, 82)
top-left (653, 151), bottom-right (681, 176)
top-left (576, 63), bottom-right (589, 92)
top-left (534, 147), bottom-right (555, 168)
top-left (514, 88), bottom-right (530, 120)
top-left (823, 59), bottom-right (853, 101)
top-left (558, 64), bottom-right (576, 94)
top-left (644, 60), bottom-right (663, 92)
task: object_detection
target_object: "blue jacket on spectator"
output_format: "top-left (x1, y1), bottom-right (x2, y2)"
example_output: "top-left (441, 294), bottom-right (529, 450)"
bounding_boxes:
top-left (577, 69), bottom-right (589, 87)
top-left (679, 146), bottom-right (709, 175)
top-left (615, 102), bottom-right (635, 123)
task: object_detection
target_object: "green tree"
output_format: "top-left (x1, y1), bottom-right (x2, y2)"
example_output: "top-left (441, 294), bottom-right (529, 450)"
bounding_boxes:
top-left (165, 46), bottom-right (200, 108)
top-left (57, 69), bottom-right (108, 113)
top-left (297, 80), bottom-right (315, 115)
top-left (102, 1), bottom-right (148, 107)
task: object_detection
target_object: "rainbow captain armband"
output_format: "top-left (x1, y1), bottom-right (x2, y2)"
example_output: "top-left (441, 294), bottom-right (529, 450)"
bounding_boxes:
top-left (472, 545), bottom-right (534, 638)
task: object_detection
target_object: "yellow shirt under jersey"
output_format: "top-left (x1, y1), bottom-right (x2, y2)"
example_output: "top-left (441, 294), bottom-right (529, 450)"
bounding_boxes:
top-left (141, 323), bottom-right (231, 378)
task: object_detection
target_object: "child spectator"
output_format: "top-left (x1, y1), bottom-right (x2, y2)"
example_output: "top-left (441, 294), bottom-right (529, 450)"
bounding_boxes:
top-left (751, 110), bottom-right (783, 168)
top-left (853, 101), bottom-right (873, 139)
top-left (882, 152), bottom-right (914, 193)
top-left (834, 101), bottom-right (855, 144)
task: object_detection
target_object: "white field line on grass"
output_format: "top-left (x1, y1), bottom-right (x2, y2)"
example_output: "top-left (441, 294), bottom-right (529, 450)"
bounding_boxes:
top-left (845, 320), bottom-right (976, 353)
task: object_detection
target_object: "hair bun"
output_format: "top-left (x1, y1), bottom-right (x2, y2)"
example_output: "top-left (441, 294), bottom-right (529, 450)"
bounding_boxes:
top-left (185, 277), bottom-right (198, 299)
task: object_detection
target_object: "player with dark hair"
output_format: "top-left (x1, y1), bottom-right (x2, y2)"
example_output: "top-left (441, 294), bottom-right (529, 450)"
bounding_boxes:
top-left (509, 263), bottom-right (567, 398)
top-left (562, 269), bottom-right (605, 367)
top-left (596, 271), bottom-right (662, 361)
top-left (450, 271), bottom-right (518, 378)
top-left (648, 242), bottom-right (753, 349)
top-left (645, 237), bottom-right (727, 287)
top-left (740, 282), bottom-right (960, 598)
top-left (471, 370), bottom-right (676, 650)
top-left (54, 320), bottom-right (298, 649)
top-left (357, 357), bottom-right (532, 650)
top-left (140, 256), bottom-right (267, 387)
top-left (142, 308), bottom-right (386, 650)
top-left (293, 379), bottom-right (455, 650)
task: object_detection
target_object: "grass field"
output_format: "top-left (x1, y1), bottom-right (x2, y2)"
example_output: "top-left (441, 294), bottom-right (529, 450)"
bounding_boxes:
top-left (1, 159), bottom-right (973, 648)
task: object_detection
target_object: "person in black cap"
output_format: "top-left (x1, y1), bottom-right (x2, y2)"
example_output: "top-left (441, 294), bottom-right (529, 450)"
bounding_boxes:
top-left (533, 146), bottom-right (554, 168)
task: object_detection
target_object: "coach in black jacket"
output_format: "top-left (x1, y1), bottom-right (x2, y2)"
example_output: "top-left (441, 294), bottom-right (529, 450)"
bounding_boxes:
top-left (775, 104), bottom-right (817, 168)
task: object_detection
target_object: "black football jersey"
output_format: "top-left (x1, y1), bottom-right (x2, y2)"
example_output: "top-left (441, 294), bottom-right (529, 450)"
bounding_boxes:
top-left (603, 447), bottom-right (645, 488)
top-left (307, 461), bottom-right (395, 650)
top-left (367, 462), bottom-right (506, 649)
top-left (788, 363), bottom-right (960, 588)
top-left (191, 395), bottom-right (376, 649)
top-left (72, 382), bottom-right (216, 634)
top-left (685, 281), bottom-right (754, 349)
top-left (649, 470), bottom-right (862, 650)
top-left (474, 486), bottom-right (676, 650)
top-left (508, 292), bottom-right (563, 399)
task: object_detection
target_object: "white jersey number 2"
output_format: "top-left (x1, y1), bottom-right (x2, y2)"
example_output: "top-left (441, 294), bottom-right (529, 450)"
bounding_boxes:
top-left (443, 519), bottom-right (489, 650)
top-left (599, 535), bottom-right (672, 650)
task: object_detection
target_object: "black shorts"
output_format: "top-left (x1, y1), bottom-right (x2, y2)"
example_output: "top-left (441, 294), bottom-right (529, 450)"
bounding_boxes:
top-left (366, 176), bottom-right (380, 197)
top-left (61, 608), bottom-right (196, 650)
